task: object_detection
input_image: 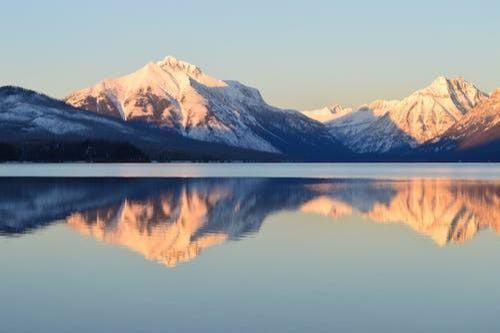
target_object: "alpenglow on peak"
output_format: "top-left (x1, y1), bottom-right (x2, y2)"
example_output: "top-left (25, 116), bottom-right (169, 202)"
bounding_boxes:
top-left (64, 55), bottom-right (349, 158)
top-left (156, 55), bottom-right (203, 76)
top-left (419, 76), bottom-right (483, 98)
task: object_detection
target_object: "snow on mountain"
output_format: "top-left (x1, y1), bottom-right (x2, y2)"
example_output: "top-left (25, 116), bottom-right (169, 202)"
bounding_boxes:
top-left (4, 60), bottom-right (495, 161)
top-left (301, 104), bottom-right (353, 123)
top-left (445, 89), bottom-right (500, 144)
top-left (386, 76), bottom-right (488, 142)
top-left (305, 77), bottom-right (489, 153)
top-left (66, 56), bottom-right (348, 158)
top-left (323, 100), bottom-right (400, 146)
top-left (0, 86), bottom-right (137, 140)
top-left (0, 86), bottom-right (287, 162)
top-left (427, 88), bottom-right (500, 154)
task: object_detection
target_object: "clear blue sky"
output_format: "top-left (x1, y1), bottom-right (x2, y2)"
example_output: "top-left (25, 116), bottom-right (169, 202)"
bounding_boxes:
top-left (1, 0), bottom-right (499, 109)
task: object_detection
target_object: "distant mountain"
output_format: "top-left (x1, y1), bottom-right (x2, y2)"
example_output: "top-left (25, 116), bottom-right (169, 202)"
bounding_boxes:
top-left (0, 86), bottom-right (283, 162)
top-left (65, 56), bottom-right (351, 160)
top-left (301, 104), bottom-right (353, 123)
top-left (304, 77), bottom-right (489, 154)
top-left (312, 100), bottom-right (400, 151)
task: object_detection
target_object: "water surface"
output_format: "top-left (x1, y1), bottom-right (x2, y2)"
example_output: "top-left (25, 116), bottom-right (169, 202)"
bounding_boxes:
top-left (0, 162), bottom-right (498, 179)
top-left (0, 164), bottom-right (499, 332)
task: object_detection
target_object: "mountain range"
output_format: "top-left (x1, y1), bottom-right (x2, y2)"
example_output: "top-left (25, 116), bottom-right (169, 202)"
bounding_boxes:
top-left (0, 86), bottom-right (283, 162)
top-left (0, 56), bottom-right (498, 161)
top-left (303, 76), bottom-right (497, 159)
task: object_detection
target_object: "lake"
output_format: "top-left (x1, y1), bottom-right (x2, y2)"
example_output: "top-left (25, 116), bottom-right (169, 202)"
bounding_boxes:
top-left (0, 164), bottom-right (499, 332)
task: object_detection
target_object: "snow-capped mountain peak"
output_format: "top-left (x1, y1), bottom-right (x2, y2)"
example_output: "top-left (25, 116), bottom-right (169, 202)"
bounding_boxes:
top-left (155, 55), bottom-right (226, 88)
top-left (308, 76), bottom-right (489, 153)
top-left (324, 103), bottom-right (347, 113)
top-left (301, 103), bottom-right (353, 123)
top-left (427, 75), bottom-right (453, 92)
top-left (411, 76), bottom-right (487, 114)
top-left (65, 55), bottom-right (229, 130)
top-left (65, 55), bottom-right (349, 158)
top-left (157, 55), bottom-right (203, 76)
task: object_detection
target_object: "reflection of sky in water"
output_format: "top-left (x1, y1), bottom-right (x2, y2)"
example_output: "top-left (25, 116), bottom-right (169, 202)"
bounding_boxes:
top-left (0, 174), bottom-right (499, 332)
top-left (1, 163), bottom-right (500, 179)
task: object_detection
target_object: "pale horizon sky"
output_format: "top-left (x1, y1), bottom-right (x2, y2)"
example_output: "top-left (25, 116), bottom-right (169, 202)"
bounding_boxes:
top-left (1, 0), bottom-right (499, 109)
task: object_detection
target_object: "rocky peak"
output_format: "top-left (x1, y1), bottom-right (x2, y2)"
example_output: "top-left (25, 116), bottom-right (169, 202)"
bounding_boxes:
top-left (414, 76), bottom-right (486, 103)
top-left (156, 55), bottom-right (203, 76)
top-left (325, 104), bottom-right (349, 114)
top-left (301, 103), bottom-right (353, 123)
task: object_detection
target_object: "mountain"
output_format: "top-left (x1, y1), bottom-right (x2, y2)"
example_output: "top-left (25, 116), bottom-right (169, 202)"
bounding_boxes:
top-left (321, 100), bottom-right (400, 149)
top-left (305, 77), bottom-right (489, 154)
top-left (421, 89), bottom-right (500, 160)
top-left (2, 65), bottom-right (496, 161)
top-left (65, 56), bottom-right (351, 160)
top-left (301, 104), bottom-right (353, 123)
top-left (0, 86), bottom-right (283, 162)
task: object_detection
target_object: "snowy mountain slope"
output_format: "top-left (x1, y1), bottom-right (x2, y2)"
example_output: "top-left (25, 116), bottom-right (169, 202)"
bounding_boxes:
top-left (305, 77), bottom-right (489, 153)
top-left (422, 88), bottom-right (500, 160)
top-left (324, 100), bottom-right (399, 145)
top-left (443, 88), bottom-right (500, 148)
top-left (380, 76), bottom-right (487, 142)
top-left (0, 86), bottom-right (283, 161)
top-left (65, 56), bottom-right (350, 159)
top-left (0, 86), bottom-right (141, 141)
top-left (301, 104), bottom-right (353, 123)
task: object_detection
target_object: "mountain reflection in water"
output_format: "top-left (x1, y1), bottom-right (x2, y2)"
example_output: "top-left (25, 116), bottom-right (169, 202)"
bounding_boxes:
top-left (0, 178), bottom-right (498, 267)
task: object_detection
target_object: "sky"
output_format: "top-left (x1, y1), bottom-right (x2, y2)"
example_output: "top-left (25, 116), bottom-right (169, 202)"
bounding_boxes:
top-left (1, 0), bottom-right (499, 110)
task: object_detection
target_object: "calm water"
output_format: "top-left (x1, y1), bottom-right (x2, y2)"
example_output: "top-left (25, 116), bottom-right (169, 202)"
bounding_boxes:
top-left (0, 164), bottom-right (499, 332)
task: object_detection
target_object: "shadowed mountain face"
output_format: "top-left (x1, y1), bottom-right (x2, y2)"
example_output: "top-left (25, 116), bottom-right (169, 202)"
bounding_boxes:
top-left (0, 178), bottom-right (498, 266)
